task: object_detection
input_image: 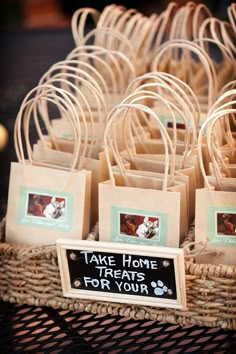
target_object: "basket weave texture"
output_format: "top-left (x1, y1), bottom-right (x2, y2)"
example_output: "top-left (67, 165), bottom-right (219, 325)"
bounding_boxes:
top-left (0, 220), bottom-right (235, 330)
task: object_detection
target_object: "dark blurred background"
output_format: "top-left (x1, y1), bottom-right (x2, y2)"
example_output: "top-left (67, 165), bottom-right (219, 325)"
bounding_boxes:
top-left (0, 0), bottom-right (232, 30)
top-left (0, 0), bottom-right (233, 218)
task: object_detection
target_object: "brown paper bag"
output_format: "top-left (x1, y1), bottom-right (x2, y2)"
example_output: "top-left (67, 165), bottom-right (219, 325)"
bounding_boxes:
top-left (36, 68), bottom-right (111, 225)
top-left (99, 102), bottom-right (187, 247)
top-left (111, 165), bottom-right (189, 244)
top-left (195, 101), bottom-right (236, 265)
top-left (6, 163), bottom-right (91, 246)
top-left (33, 140), bottom-right (109, 226)
top-left (119, 83), bottom-right (201, 222)
top-left (6, 84), bottom-right (91, 246)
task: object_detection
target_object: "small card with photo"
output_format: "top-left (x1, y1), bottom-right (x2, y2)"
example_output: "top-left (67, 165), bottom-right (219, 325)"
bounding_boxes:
top-left (111, 207), bottom-right (167, 246)
top-left (18, 188), bottom-right (72, 231)
top-left (214, 210), bottom-right (236, 245)
top-left (195, 189), bottom-right (236, 265)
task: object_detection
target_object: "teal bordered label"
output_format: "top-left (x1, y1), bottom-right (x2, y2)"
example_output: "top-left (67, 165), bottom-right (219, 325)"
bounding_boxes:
top-left (207, 206), bottom-right (236, 247)
top-left (159, 115), bottom-right (185, 129)
top-left (17, 187), bottom-right (73, 232)
top-left (111, 206), bottom-right (167, 246)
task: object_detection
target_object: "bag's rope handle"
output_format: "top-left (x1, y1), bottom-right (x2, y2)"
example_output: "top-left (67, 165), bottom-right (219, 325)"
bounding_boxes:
top-left (15, 92), bottom-right (80, 165)
top-left (71, 7), bottom-right (100, 46)
top-left (126, 84), bottom-right (194, 165)
top-left (220, 21), bottom-right (236, 56)
top-left (138, 14), bottom-right (161, 67)
top-left (79, 27), bottom-right (135, 63)
top-left (153, 2), bottom-right (179, 50)
top-left (37, 75), bottom-right (100, 160)
top-left (120, 13), bottom-right (154, 65)
top-left (69, 45), bottom-right (136, 83)
top-left (198, 91), bottom-right (236, 189)
top-left (14, 85), bottom-right (81, 170)
top-left (15, 87), bottom-right (80, 169)
top-left (44, 58), bottom-right (107, 97)
top-left (206, 88), bottom-right (236, 160)
top-left (227, 3), bottom-right (236, 34)
top-left (111, 8), bottom-right (138, 33)
top-left (36, 75), bottom-right (102, 160)
top-left (42, 59), bottom-right (109, 102)
top-left (66, 47), bottom-right (119, 95)
top-left (192, 2), bottom-right (212, 39)
top-left (206, 106), bottom-right (236, 186)
top-left (169, 2), bottom-right (196, 41)
top-left (151, 39), bottom-right (218, 110)
top-left (120, 12), bottom-right (145, 44)
top-left (198, 17), bottom-right (235, 57)
top-left (126, 71), bottom-right (200, 136)
top-left (120, 88), bottom-right (191, 172)
top-left (66, 45), bottom-right (136, 95)
top-left (207, 88), bottom-right (236, 155)
top-left (104, 102), bottom-right (175, 191)
top-left (219, 80), bottom-right (236, 96)
top-left (39, 62), bottom-right (106, 113)
top-left (29, 90), bottom-right (83, 165)
top-left (195, 33), bottom-right (236, 91)
top-left (97, 4), bottom-right (126, 28)
top-left (39, 60), bottom-right (108, 123)
top-left (98, 5), bottom-right (127, 30)
top-left (96, 6), bottom-right (140, 61)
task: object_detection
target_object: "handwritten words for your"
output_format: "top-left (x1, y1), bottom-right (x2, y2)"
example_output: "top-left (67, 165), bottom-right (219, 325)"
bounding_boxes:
top-left (70, 250), bottom-right (170, 295)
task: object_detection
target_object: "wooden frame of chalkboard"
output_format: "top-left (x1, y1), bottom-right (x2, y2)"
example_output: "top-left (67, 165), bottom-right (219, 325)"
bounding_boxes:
top-left (56, 239), bottom-right (186, 309)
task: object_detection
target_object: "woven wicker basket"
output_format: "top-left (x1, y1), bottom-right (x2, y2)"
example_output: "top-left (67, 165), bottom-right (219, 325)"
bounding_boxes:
top-left (0, 219), bottom-right (235, 331)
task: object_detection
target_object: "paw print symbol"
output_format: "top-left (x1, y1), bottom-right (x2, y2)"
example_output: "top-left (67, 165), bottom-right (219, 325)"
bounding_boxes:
top-left (151, 280), bottom-right (173, 296)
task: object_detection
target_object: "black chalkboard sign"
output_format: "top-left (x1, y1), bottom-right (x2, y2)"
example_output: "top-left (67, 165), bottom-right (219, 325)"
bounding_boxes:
top-left (57, 240), bottom-right (186, 309)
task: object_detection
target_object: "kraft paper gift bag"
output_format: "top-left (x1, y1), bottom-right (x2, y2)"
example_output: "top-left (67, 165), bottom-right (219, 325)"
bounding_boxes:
top-left (119, 84), bottom-right (201, 222)
top-left (6, 163), bottom-right (91, 246)
top-left (123, 72), bottom-right (204, 186)
top-left (227, 3), bottom-right (236, 33)
top-left (6, 85), bottom-right (91, 246)
top-left (111, 165), bottom-right (189, 245)
top-left (99, 103), bottom-right (185, 248)
top-left (196, 23), bottom-right (236, 92)
top-left (32, 75), bottom-right (110, 226)
top-left (195, 100), bottom-right (236, 266)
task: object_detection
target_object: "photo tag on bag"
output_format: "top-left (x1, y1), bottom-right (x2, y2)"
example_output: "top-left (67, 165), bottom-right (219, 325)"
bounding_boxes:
top-left (99, 179), bottom-right (181, 248)
top-left (56, 239), bottom-right (187, 309)
top-left (17, 187), bottom-right (72, 232)
top-left (110, 207), bottom-right (167, 246)
top-left (208, 207), bottom-right (236, 247)
top-left (195, 189), bottom-right (236, 265)
top-left (6, 163), bottom-right (91, 246)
